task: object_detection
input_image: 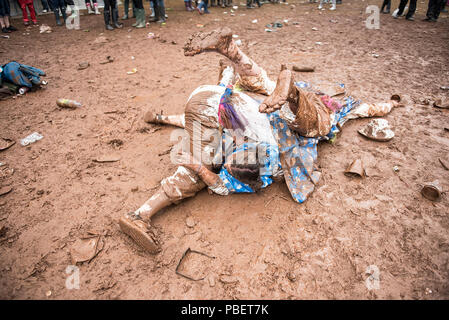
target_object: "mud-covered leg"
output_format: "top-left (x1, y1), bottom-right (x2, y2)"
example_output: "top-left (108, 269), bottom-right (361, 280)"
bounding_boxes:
top-left (143, 111), bottom-right (185, 128)
top-left (184, 28), bottom-right (276, 94)
top-left (119, 166), bottom-right (206, 253)
top-left (259, 65), bottom-right (298, 114)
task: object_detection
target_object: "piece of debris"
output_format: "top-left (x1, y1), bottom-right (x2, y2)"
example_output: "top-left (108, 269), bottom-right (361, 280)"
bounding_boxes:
top-left (344, 159), bottom-right (366, 178)
top-left (312, 27), bottom-right (318, 31)
top-left (77, 62), bottom-right (89, 70)
top-left (219, 275), bottom-right (239, 284)
top-left (56, 98), bottom-right (82, 109)
top-left (20, 132), bottom-right (43, 146)
top-left (440, 86), bottom-right (449, 90)
top-left (147, 32), bottom-right (155, 39)
top-left (421, 181), bottom-right (442, 201)
top-left (439, 158), bottom-right (449, 171)
top-left (93, 155), bottom-right (121, 163)
top-left (252, 19), bottom-right (258, 23)
top-left (358, 119), bottom-right (394, 142)
top-left (0, 187), bottom-right (12, 197)
top-left (100, 56), bottom-right (114, 64)
top-left (92, 36), bottom-right (108, 45)
top-left (127, 68), bottom-right (138, 75)
top-left (175, 248), bottom-right (215, 281)
top-left (433, 98), bottom-right (449, 109)
top-left (39, 24), bottom-right (52, 34)
top-left (70, 233), bottom-right (105, 264)
top-left (0, 138), bottom-right (15, 151)
top-left (45, 290), bottom-right (52, 297)
top-left (393, 165), bottom-right (400, 172)
top-left (292, 65), bottom-right (315, 72)
top-left (185, 217), bottom-right (195, 228)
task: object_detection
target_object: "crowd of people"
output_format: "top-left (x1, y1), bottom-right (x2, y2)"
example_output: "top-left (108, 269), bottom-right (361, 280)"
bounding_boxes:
top-left (0, 0), bottom-right (447, 33)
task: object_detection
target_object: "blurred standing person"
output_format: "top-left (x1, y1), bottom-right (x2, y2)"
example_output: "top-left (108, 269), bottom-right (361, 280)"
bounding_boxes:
top-left (85, 0), bottom-right (101, 14)
top-left (197, 0), bottom-right (210, 13)
top-left (393, 0), bottom-right (417, 21)
top-left (0, 0), bottom-right (18, 32)
top-left (131, 0), bottom-right (146, 27)
top-left (41, 0), bottom-right (51, 12)
top-left (184, 0), bottom-right (194, 11)
top-left (381, 0), bottom-right (391, 13)
top-left (425, 0), bottom-right (445, 21)
top-left (149, 0), bottom-right (166, 23)
top-left (18, 0), bottom-right (38, 25)
top-left (103, 0), bottom-right (123, 30)
top-left (318, 0), bottom-right (336, 10)
top-left (50, 0), bottom-right (66, 26)
top-left (122, 0), bottom-right (136, 19)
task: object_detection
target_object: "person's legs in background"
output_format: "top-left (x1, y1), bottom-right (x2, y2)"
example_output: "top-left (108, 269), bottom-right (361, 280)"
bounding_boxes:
top-left (184, 0), bottom-right (193, 10)
top-left (103, 0), bottom-right (114, 30)
top-left (381, 0), bottom-right (391, 13)
top-left (110, 0), bottom-right (123, 28)
top-left (394, 0), bottom-right (408, 17)
top-left (404, 0), bottom-right (417, 20)
top-left (0, 0), bottom-right (17, 32)
top-left (41, 0), bottom-right (49, 12)
top-left (131, 0), bottom-right (145, 28)
top-left (50, 0), bottom-right (66, 26)
top-left (426, 0), bottom-right (444, 21)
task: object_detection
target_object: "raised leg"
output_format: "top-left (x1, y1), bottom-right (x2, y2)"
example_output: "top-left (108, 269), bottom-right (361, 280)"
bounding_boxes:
top-left (259, 65), bottom-right (298, 114)
top-left (183, 28), bottom-right (276, 94)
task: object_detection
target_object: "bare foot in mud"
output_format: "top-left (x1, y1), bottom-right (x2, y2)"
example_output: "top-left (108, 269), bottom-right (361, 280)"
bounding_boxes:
top-left (259, 65), bottom-right (297, 114)
top-left (184, 27), bottom-right (233, 56)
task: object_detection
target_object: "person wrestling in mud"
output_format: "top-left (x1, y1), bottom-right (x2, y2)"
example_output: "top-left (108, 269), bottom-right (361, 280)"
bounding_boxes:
top-left (119, 27), bottom-right (402, 253)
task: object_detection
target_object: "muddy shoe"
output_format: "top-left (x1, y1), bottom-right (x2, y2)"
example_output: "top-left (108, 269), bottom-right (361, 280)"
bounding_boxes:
top-left (183, 27), bottom-right (233, 56)
top-left (119, 213), bottom-right (160, 254)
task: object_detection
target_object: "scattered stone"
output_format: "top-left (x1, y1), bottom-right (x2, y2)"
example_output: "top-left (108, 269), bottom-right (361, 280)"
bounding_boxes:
top-left (186, 217), bottom-right (195, 228)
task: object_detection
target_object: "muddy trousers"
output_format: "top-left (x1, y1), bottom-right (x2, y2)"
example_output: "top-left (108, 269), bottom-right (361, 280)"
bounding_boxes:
top-left (18, 0), bottom-right (37, 23)
top-left (381, 0), bottom-right (391, 12)
top-left (103, 0), bottom-right (117, 24)
top-left (426, 0), bottom-right (444, 19)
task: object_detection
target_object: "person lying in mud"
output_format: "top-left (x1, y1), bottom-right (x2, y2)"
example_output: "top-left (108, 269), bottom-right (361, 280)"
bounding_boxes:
top-left (119, 27), bottom-right (402, 253)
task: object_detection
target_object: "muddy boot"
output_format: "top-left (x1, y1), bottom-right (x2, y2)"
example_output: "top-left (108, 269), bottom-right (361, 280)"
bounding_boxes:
top-left (104, 9), bottom-right (114, 30)
top-left (112, 8), bottom-right (123, 28)
top-left (136, 8), bottom-right (146, 28)
top-left (87, 3), bottom-right (94, 14)
top-left (119, 212), bottom-right (161, 254)
top-left (53, 10), bottom-right (62, 26)
top-left (94, 3), bottom-right (101, 15)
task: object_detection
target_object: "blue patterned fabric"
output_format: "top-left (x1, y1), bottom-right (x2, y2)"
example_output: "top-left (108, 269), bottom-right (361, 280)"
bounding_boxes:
top-left (216, 82), bottom-right (358, 202)
top-left (217, 142), bottom-right (281, 193)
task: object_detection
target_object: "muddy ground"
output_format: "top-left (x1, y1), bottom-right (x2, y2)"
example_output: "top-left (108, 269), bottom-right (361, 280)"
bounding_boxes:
top-left (0, 0), bottom-right (448, 300)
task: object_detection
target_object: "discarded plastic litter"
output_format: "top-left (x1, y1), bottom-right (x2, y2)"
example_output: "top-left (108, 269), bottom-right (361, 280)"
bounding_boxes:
top-left (56, 98), bottom-right (82, 109)
top-left (127, 68), bottom-right (138, 75)
top-left (421, 181), bottom-right (442, 201)
top-left (20, 132), bottom-right (43, 146)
